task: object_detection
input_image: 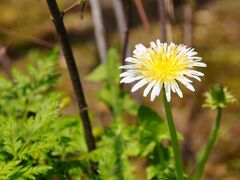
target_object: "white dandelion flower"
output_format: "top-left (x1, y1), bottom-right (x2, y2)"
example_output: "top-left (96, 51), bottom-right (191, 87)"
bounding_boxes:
top-left (119, 40), bottom-right (206, 102)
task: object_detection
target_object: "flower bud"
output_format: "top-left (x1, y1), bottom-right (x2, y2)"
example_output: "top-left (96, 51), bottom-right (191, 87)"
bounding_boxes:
top-left (203, 84), bottom-right (236, 109)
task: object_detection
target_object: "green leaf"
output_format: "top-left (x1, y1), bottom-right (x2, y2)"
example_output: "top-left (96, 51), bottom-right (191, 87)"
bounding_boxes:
top-left (86, 63), bottom-right (107, 82)
top-left (0, 50), bottom-right (89, 179)
top-left (122, 93), bottom-right (139, 116)
top-left (138, 105), bottom-right (169, 142)
top-left (106, 48), bottom-right (120, 86)
top-left (86, 48), bottom-right (120, 85)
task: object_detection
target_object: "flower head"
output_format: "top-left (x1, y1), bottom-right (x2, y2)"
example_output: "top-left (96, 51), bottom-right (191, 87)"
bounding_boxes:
top-left (119, 40), bottom-right (206, 102)
top-left (203, 84), bottom-right (236, 110)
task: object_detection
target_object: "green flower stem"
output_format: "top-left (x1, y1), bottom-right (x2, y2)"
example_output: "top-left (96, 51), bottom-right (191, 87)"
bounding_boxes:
top-left (194, 107), bottom-right (222, 180)
top-left (162, 89), bottom-right (184, 180)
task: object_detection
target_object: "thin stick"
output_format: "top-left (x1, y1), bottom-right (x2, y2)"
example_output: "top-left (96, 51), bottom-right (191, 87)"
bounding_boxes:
top-left (89, 0), bottom-right (107, 62)
top-left (112, 0), bottom-right (126, 44)
top-left (158, 0), bottom-right (167, 41)
top-left (158, 0), bottom-right (173, 42)
top-left (0, 45), bottom-right (12, 78)
top-left (133, 0), bottom-right (150, 32)
top-left (183, 3), bottom-right (192, 46)
top-left (0, 27), bottom-right (54, 48)
top-left (62, 0), bottom-right (87, 18)
top-left (122, 0), bottom-right (132, 65)
top-left (80, 0), bottom-right (87, 19)
top-left (63, 0), bottom-right (80, 15)
top-left (165, 0), bottom-right (174, 41)
top-left (45, 0), bottom-right (97, 173)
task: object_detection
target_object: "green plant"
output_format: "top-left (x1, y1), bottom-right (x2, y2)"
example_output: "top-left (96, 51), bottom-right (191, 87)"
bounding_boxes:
top-left (0, 48), bottom-right (236, 180)
top-left (0, 51), bottom-right (90, 179)
top-left (87, 48), bottom-right (178, 179)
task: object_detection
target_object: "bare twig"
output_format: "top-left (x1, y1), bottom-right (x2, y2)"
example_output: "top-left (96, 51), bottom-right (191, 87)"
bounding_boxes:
top-left (165, 0), bottom-right (173, 41)
top-left (63, 0), bottom-right (87, 19)
top-left (112, 0), bottom-right (127, 45)
top-left (122, 0), bottom-right (132, 65)
top-left (45, 0), bottom-right (97, 173)
top-left (0, 27), bottom-right (54, 48)
top-left (89, 0), bottom-right (107, 62)
top-left (158, 0), bottom-right (167, 41)
top-left (63, 0), bottom-right (80, 15)
top-left (0, 45), bottom-right (12, 78)
top-left (183, 3), bottom-right (192, 46)
top-left (80, 0), bottom-right (87, 19)
top-left (157, 0), bottom-right (173, 42)
top-left (133, 0), bottom-right (150, 32)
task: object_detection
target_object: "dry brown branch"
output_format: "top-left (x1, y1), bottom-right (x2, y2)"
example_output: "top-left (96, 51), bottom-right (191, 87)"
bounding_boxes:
top-left (46, 0), bottom-right (97, 173)
top-left (89, 0), bottom-right (107, 62)
top-left (133, 0), bottom-right (150, 32)
top-left (157, 0), bottom-right (173, 42)
top-left (0, 27), bottom-right (54, 48)
top-left (0, 45), bottom-right (12, 78)
top-left (63, 0), bottom-right (80, 14)
top-left (183, 4), bottom-right (192, 46)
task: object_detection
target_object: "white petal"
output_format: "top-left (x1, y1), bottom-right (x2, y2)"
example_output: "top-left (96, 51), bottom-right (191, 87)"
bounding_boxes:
top-left (167, 42), bottom-right (175, 55)
top-left (133, 44), bottom-right (147, 57)
top-left (151, 84), bottom-right (161, 101)
top-left (143, 81), bottom-right (156, 97)
top-left (120, 76), bottom-right (133, 83)
top-left (156, 39), bottom-right (161, 47)
top-left (135, 43), bottom-right (147, 51)
top-left (150, 41), bottom-right (157, 49)
top-left (188, 70), bottom-right (204, 76)
top-left (187, 74), bottom-right (201, 81)
top-left (156, 83), bottom-right (163, 96)
top-left (163, 43), bottom-right (167, 55)
top-left (184, 82), bottom-right (195, 92)
top-left (187, 51), bottom-right (198, 56)
top-left (171, 84), bottom-right (176, 93)
top-left (125, 57), bottom-right (138, 63)
top-left (189, 56), bottom-right (202, 61)
top-left (173, 83), bottom-right (183, 98)
top-left (133, 48), bottom-right (146, 58)
top-left (178, 78), bottom-right (195, 92)
top-left (120, 71), bottom-right (135, 77)
top-left (181, 76), bottom-right (193, 83)
top-left (131, 79), bottom-right (148, 92)
top-left (164, 83), bottom-right (171, 102)
top-left (120, 76), bottom-right (142, 83)
top-left (187, 48), bottom-right (195, 53)
top-left (119, 64), bottom-right (138, 69)
top-left (193, 62), bottom-right (207, 67)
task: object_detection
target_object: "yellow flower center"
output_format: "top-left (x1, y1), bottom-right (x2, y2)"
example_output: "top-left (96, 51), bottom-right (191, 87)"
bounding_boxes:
top-left (138, 47), bottom-right (192, 83)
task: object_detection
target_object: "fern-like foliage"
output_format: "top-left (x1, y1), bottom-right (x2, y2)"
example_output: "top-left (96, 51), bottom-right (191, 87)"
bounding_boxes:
top-left (0, 50), bottom-right (59, 118)
top-left (0, 50), bottom-right (89, 179)
top-left (90, 126), bottom-right (135, 180)
top-left (0, 51), bottom-right (60, 179)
